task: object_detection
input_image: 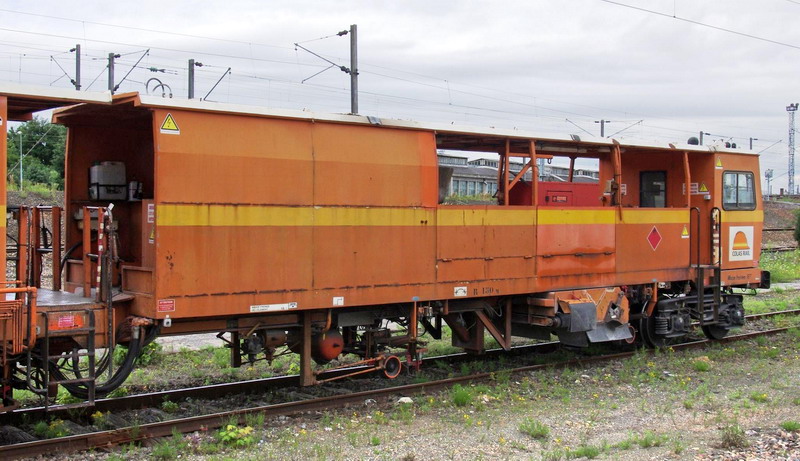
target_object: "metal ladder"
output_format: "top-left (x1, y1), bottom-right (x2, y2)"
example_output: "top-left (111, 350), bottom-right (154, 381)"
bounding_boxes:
top-left (27, 309), bottom-right (97, 410)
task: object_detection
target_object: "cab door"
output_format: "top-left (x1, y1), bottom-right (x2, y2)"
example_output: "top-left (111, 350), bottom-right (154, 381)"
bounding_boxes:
top-left (715, 155), bottom-right (763, 272)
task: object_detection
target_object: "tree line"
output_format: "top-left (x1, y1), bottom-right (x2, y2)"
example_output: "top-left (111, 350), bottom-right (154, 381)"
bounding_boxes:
top-left (6, 117), bottom-right (66, 190)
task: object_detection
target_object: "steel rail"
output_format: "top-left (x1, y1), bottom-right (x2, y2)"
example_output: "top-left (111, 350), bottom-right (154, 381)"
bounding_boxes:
top-left (0, 323), bottom-right (796, 460)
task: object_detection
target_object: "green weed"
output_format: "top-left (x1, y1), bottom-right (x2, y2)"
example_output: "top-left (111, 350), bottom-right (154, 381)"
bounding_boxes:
top-left (33, 419), bottom-right (68, 439)
top-left (518, 417), bottom-right (549, 439)
top-left (692, 359), bottom-right (711, 372)
top-left (781, 421), bottom-right (800, 432)
top-left (451, 384), bottom-right (473, 407)
top-left (720, 422), bottom-right (748, 449)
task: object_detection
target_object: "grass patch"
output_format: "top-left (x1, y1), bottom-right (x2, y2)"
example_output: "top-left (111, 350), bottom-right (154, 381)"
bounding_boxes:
top-left (720, 422), bottom-right (748, 449)
top-left (760, 250), bottom-right (800, 283)
top-left (451, 384), bottom-right (473, 407)
top-left (151, 429), bottom-right (188, 460)
top-left (33, 419), bottom-right (68, 439)
top-left (566, 444), bottom-right (602, 459)
top-left (518, 417), bottom-right (549, 439)
top-left (692, 359), bottom-right (711, 372)
top-left (781, 421), bottom-right (800, 432)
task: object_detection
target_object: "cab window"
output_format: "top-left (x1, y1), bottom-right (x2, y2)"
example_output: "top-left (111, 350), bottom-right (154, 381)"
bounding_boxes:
top-left (722, 171), bottom-right (755, 210)
top-left (640, 171), bottom-right (666, 208)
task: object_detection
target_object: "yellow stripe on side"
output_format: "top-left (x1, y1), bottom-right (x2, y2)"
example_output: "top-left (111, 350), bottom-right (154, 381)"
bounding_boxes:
top-left (538, 209), bottom-right (615, 225)
top-left (721, 209), bottom-right (764, 223)
top-left (437, 209), bottom-right (535, 226)
top-left (617, 209), bottom-right (689, 224)
top-left (159, 204), bottom-right (434, 227)
top-left (314, 207), bottom-right (433, 227)
top-left (158, 204), bottom-right (312, 227)
top-left (0, 205), bottom-right (5, 228)
top-left (158, 204), bottom-right (711, 228)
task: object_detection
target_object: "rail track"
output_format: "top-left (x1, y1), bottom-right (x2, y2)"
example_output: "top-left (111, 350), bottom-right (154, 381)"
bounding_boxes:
top-left (1, 308), bottom-right (798, 460)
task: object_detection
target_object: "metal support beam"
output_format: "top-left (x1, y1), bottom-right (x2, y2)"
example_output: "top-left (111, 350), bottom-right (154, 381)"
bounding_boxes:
top-left (74, 44), bottom-right (81, 90)
top-left (230, 331), bottom-right (241, 368)
top-left (787, 103), bottom-right (797, 194)
top-left (17, 209), bottom-right (30, 287)
top-left (52, 207), bottom-right (61, 291)
top-left (107, 53), bottom-right (116, 94)
top-left (299, 311), bottom-right (315, 386)
top-left (475, 311), bottom-right (510, 351)
top-left (188, 59), bottom-right (195, 99)
top-left (349, 24), bottom-right (358, 115)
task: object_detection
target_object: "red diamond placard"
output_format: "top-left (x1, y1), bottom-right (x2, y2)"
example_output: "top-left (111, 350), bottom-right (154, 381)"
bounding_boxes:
top-left (647, 226), bottom-right (662, 250)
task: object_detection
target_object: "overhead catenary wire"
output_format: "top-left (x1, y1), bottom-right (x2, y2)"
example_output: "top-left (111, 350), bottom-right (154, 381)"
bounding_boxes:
top-left (606, 120), bottom-right (643, 138)
top-left (598, 0), bottom-right (800, 51)
top-left (113, 49), bottom-right (149, 91)
top-left (0, 8), bottom-right (290, 51)
top-left (49, 54), bottom-right (75, 87)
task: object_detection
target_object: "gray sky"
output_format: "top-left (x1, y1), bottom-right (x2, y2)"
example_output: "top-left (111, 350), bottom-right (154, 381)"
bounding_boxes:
top-left (1, 0), bottom-right (798, 190)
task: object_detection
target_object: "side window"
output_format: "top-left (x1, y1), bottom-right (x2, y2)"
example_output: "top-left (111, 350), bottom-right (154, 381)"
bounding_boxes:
top-left (640, 171), bottom-right (666, 208)
top-left (722, 171), bottom-right (755, 210)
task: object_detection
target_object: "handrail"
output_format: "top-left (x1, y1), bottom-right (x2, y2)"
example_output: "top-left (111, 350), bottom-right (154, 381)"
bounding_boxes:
top-left (711, 207), bottom-right (722, 266)
top-left (689, 207), bottom-right (701, 266)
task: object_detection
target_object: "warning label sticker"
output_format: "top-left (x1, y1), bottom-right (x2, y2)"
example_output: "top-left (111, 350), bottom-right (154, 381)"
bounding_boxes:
top-left (681, 225), bottom-right (690, 239)
top-left (157, 299), bottom-right (176, 312)
top-left (683, 182), bottom-right (710, 195)
top-left (160, 113), bottom-right (180, 135)
top-left (250, 302), bottom-right (298, 313)
top-left (715, 157), bottom-right (723, 169)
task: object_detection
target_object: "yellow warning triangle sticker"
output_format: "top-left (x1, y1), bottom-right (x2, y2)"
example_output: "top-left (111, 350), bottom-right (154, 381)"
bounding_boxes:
top-left (160, 113), bottom-right (180, 134)
top-left (715, 157), bottom-right (723, 168)
top-left (699, 182), bottom-right (708, 192)
top-left (681, 225), bottom-right (690, 238)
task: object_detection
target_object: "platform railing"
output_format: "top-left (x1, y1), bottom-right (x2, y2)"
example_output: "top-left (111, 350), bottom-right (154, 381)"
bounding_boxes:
top-left (7, 206), bottom-right (62, 291)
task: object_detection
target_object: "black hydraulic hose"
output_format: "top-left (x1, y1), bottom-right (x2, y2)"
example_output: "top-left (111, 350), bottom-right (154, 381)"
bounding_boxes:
top-left (51, 325), bottom-right (158, 399)
top-left (59, 240), bottom-right (86, 274)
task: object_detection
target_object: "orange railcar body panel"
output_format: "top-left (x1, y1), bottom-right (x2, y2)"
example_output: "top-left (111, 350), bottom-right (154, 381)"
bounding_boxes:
top-left (6, 91), bottom-right (760, 322)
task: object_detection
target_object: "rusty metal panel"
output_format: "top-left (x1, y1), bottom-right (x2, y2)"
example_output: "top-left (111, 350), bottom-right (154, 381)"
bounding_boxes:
top-left (615, 209), bottom-right (690, 273)
top-left (310, 123), bottom-right (438, 207)
top-left (435, 207), bottom-right (537, 282)
top-left (536, 208), bottom-right (616, 277)
top-left (153, 109), bottom-right (314, 206)
top-left (155, 225), bottom-right (314, 297)
top-left (311, 225), bottom-right (435, 289)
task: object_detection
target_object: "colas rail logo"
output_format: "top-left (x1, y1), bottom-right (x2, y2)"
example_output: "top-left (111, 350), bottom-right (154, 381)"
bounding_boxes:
top-left (728, 226), bottom-right (753, 261)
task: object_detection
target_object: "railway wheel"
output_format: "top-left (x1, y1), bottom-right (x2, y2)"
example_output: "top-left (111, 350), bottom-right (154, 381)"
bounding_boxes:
top-left (701, 324), bottom-right (730, 340)
top-left (638, 316), bottom-right (670, 348)
top-left (382, 355), bottom-right (402, 379)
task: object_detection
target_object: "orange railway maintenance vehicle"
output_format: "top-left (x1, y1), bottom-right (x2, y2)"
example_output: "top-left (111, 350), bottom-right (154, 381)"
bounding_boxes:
top-left (0, 83), bottom-right (768, 410)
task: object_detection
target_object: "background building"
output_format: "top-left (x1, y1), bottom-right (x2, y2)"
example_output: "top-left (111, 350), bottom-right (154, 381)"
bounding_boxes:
top-left (438, 153), bottom-right (598, 197)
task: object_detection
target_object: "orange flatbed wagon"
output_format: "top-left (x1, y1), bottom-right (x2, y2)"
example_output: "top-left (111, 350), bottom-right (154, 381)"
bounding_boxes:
top-left (0, 83), bottom-right (768, 409)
